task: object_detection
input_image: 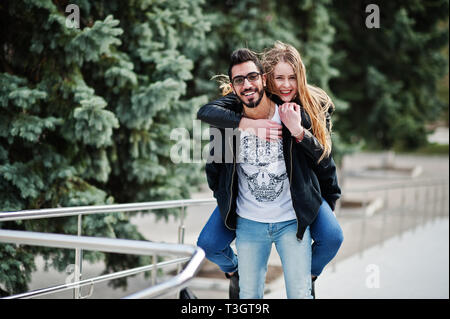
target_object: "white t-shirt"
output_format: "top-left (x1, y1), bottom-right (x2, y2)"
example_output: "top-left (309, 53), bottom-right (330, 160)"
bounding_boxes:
top-left (236, 105), bottom-right (297, 223)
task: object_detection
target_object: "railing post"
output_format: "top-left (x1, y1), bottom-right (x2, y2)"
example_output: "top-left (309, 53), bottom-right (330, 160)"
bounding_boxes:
top-left (379, 188), bottom-right (389, 247)
top-left (442, 182), bottom-right (448, 218)
top-left (412, 185), bottom-right (420, 233)
top-left (176, 205), bottom-right (186, 298)
top-left (358, 191), bottom-right (368, 258)
top-left (432, 184), bottom-right (438, 222)
top-left (398, 186), bottom-right (406, 239)
top-left (74, 214), bottom-right (83, 299)
top-left (151, 253), bottom-right (157, 286)
top-left (423, 184), bottom-right (430, 226)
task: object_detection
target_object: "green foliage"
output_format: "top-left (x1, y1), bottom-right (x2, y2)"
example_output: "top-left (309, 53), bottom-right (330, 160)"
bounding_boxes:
top-left (0, 0), bottom-right (209, 295)
top-left (191, 0), bottom-right (340, 101)
top-left (395, 142), bottom-right (449, 155)
top-left (330, 0), bottom-right (449, 149)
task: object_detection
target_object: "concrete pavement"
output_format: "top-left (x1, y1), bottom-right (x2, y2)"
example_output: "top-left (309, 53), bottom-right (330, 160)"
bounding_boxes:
top-left (265, 217), bottom-right (449, 299)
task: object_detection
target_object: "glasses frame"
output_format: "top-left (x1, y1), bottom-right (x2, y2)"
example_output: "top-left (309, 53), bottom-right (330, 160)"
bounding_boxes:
top-left (231, 72), bottom-right (262, 87)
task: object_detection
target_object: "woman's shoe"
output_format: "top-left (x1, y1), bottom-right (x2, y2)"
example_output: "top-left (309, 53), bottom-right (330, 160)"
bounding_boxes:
top-left (225, 272), bottom-right (240, 299)
top-left (311, 276), bottom-right (317, 299)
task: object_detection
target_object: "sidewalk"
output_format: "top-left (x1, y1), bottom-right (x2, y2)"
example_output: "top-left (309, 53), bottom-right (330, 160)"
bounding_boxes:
top-left (265, 217), bottom-right (449, 299)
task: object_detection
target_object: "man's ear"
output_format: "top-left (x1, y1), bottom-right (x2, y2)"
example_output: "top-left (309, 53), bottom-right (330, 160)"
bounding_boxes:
top-left (262, 73), bottom-right (267, 87)
top-left (230, 83), bottom-right (237, 95)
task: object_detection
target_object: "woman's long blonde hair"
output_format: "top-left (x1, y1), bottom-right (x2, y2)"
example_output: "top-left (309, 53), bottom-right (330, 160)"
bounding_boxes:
top-left (262, 41), bottom-right (333, 163)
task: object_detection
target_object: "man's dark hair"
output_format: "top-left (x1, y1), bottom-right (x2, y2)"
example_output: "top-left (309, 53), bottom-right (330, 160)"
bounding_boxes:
top-left (227, 48), bottom-right (264, 81)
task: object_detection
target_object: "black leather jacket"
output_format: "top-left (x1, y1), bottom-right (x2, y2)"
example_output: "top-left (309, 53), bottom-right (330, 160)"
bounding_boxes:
top-left (198, 93), bottom-right (341, 240)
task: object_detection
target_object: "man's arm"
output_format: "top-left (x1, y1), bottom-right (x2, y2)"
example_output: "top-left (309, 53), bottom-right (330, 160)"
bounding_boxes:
top-left (197, 94), bottom-right (242, 129)
top-left (197, 93), bottom-right (282, 141)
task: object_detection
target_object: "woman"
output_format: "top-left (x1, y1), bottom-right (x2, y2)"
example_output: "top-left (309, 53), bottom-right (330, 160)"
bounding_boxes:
top-left (197, 41), bottom-right (343, 298)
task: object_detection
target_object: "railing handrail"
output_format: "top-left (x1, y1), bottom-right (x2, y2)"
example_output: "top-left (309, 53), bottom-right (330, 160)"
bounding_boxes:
top-left (0, 229), bottom-right (205, 299)
top-left (0, 177), bottom-right (447, 222)
top-left (344, 177), bottom-right (448, 193)
top-left (0, 198), bottom-right (217, 222)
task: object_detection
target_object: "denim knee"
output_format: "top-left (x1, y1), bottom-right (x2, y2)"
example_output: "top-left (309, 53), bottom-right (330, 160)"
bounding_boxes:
top-left (330, 225), bottom-right (344, 250)
top-left (197, 232), bottom-right (215, 254)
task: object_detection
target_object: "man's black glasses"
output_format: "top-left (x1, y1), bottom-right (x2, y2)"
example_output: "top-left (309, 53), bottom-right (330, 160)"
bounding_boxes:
top-left (231, 72), bottom-right (261, 87)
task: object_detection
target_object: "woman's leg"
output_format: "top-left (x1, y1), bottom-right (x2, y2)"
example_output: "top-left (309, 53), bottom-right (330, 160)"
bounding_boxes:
top-left (309, 198), bottom-right (344, 277)
top-left (235, 217), bottom-right (272, 299)
top-left (197, 206), bottom-right (238, 274)
top-left (275, 220), bottom-right (313, 299)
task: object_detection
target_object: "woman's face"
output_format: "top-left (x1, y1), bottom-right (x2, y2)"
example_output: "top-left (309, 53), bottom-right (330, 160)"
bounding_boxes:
top-left (272, 62), bottom-right (298, 102)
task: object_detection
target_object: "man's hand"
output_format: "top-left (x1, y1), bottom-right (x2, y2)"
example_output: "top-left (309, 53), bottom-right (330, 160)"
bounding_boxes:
top-left (239, 118), bottom-right (282, 142)
top-left (279, 103), bottom-right (303, 138)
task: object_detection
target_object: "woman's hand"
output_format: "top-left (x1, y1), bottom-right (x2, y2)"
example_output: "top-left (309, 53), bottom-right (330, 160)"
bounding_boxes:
top-left (279, 103), bottom-right (304, 138)
top-left (239, 118), bottom-right (282, 142)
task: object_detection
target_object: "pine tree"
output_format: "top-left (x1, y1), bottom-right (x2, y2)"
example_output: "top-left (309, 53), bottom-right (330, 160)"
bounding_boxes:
top-left (330, 0), bottom-right (449, 149)
top-left (0, 0), bottom-right (209, 295)
top-left (193, 0), bottom-right (340, 99)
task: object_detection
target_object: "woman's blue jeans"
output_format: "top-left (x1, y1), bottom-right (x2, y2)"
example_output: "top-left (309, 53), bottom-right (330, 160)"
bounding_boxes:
top-left (197, 198), bottom-right (343, 277)
top-left (236, 217), bottom-right (312, 299)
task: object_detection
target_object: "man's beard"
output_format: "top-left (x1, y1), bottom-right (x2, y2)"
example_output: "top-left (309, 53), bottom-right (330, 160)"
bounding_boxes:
top-left (238, 87), bottom-right (265, 108)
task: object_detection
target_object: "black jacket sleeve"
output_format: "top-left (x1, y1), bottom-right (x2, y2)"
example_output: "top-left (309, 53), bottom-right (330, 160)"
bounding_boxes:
top-left (204, 127), bottom-right (225, 193)
top-left (297, 104), bottom-right (340, 210)
top-left (196, 94), bottom-right (243, 129)
top-left (311, 155), bottom-right (341, 211)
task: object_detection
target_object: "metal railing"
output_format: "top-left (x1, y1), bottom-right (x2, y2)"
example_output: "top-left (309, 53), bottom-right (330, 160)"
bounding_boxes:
top-left (1, 178), bottom-right (448, 298)
top-left (333, 177), bottom-right (449, 262)
top-left (0, 198), bottom-right (216, 299)
top-left (0, 229), bottom-right (204, 299)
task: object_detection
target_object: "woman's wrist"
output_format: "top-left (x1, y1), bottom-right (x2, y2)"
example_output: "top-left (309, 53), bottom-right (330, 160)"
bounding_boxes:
top-left (292, 126), bottom-right (305, 141)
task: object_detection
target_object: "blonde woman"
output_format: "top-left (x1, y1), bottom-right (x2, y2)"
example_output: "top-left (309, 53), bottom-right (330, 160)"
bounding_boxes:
top-left (197, 42), bottom-right (343, 298)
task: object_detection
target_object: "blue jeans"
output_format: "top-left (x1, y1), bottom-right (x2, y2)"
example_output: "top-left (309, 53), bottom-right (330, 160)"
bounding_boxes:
top-left (310, 199), bottom-right (344, 276)
top-left (197, 205), bottom-right (239, 274)
top-left (197, 198), bottom-right (343, 276)
top-left (236, 217), bottom-right (312, 299)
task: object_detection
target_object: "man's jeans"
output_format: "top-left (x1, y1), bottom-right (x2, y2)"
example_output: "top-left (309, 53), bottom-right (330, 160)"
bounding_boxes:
top-left (197, 198), bottom-right (343, 277)
top-left (236, 216), bottom-right (312, 299)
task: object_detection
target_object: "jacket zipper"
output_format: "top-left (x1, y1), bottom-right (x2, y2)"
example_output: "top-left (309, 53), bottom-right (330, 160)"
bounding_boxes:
top-left (225, 137), bottom-right (236, 230)
top-left (289, 138), bottom-right (301, 240)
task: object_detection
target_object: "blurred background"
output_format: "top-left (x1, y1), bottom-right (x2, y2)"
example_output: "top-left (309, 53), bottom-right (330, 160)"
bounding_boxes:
top-left (0, 0), bottom-right (448, 298)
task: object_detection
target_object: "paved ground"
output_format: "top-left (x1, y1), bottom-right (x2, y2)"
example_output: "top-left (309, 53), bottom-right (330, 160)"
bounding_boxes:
top-left (265, 216), bottom-right (449, 299)
top-left (24, 151), bottom-right (449, 299)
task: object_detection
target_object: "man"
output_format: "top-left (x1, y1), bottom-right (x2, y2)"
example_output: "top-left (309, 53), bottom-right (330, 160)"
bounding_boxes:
top-left (202, 48), bottom-right (329, 298)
